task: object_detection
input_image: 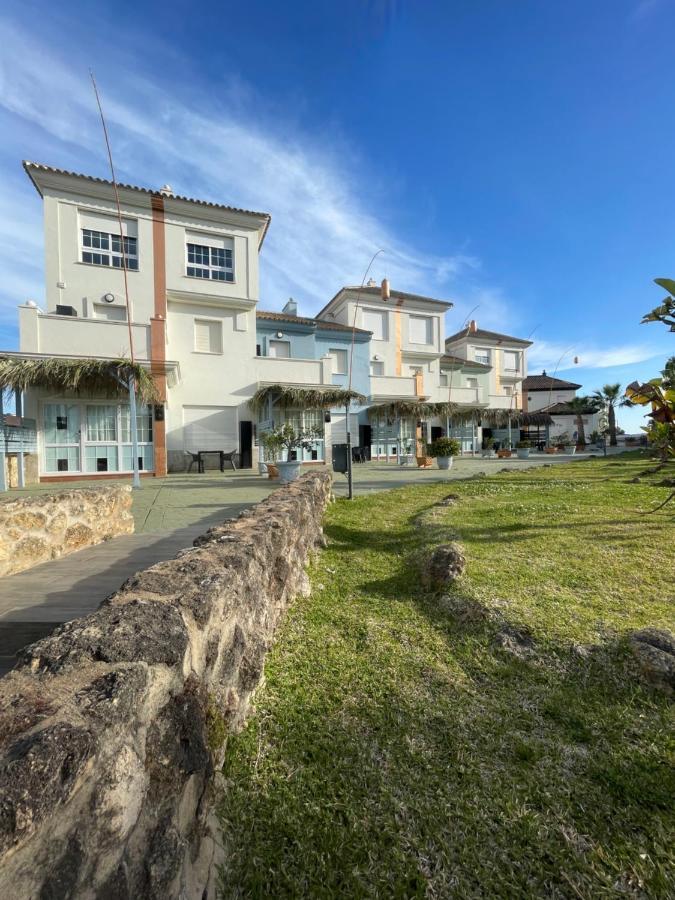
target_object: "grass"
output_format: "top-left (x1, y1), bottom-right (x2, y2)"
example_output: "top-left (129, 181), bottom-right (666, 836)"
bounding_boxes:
top-left (218, 453), bottom-right (675, 898)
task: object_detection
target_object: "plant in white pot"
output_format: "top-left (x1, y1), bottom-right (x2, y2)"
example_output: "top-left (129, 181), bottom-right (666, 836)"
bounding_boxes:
top-left (516, 439), bottom-right (531, 460)
top-left (481, 436), bottom-right (496, 458)
top-left (265, 422), bottom-right (320, 483)
top-left (399, 439), bottom-right (415, 466)
top-left (427, 436), bottom-right (461, 470)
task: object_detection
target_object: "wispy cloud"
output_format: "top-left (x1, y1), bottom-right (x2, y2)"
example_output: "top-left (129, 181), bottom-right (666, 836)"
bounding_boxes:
top-left (0, 15), bottom-right (477, 336)
top-left (528, 339), bottom-right (662, 372)
top-left (630, 0), bottom-right (667, 21)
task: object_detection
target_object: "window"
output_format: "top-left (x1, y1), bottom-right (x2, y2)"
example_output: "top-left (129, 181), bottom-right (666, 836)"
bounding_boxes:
top-left (194, 319), bottom-right (223, 354)
top-left (81, 229), bottom-right (138, 270)
top-left (329, 348), bottom-right (348, 374)
top-left (503, 350), bottom-right (519, 372)
top-left (474, 348), bottom-right (491, 365)
top-left (93, 303), bottom-right (127, 322)
top-left (370, 360), bottom-right (384, 376)
top-left (186, 243), bottom-right (233, 282)
top-left (466, 377), bottom-right (479, 389)
top-left (503, 385), bottom-right (513, 396)
top-left (362, 309), bottom-right (387, 341)
top-left (440, 372), bottom-right (449, 386)
top-left (268, 340), bottom-right (291, 358)
top-left (409, 315), bottom-right (432, 345)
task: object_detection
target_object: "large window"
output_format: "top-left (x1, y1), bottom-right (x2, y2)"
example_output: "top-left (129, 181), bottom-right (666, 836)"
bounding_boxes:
top-left (43, 402), bottom-right (153, 474)
top-left (408, 315), bottom-right (432, 345)
top-left (474, 348), bottom-right (491, 365)
top-left (329, 348), bottom-right (348, 374)
top-left (81, 229), bottom-right (138, 270)
top-left (362, 309), bottom-right (387, 341)
top-left (194, 319), bottom-right (223, 354)
top-left (186, 242), bottom-right (234, 282)
top-left (503, 350), bottom-right (520, 372)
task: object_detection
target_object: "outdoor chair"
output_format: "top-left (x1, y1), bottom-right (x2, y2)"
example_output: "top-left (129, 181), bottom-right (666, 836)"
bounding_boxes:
top-left (185, 451), bottom-right (200, 473)
top-left (221, 450), bottom-right (237, 471)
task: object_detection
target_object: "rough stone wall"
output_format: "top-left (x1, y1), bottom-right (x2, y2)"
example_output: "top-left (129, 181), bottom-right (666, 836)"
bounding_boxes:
top-left (0, 471), bottom-right (332, 900)
top-left (0, 485), bottom-right (134, 577)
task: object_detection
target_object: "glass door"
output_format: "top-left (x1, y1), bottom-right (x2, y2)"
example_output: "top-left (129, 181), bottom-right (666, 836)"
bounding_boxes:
top-left (43, 403), bottom-right (81, 472)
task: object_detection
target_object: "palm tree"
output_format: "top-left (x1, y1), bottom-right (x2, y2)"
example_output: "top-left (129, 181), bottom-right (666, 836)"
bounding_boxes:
top-left (564, 396), bottom-right (599, 448)
top-left (592, 383), bottom-right (625, 446)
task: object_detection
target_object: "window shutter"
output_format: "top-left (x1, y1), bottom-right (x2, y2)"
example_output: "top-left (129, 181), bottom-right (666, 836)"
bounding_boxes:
top-left (194, 320), bottom-right (222, 353)
top-left (362, 309), bottom-right (386, 340)
top-left (409, 315), bottom-right (432, 344)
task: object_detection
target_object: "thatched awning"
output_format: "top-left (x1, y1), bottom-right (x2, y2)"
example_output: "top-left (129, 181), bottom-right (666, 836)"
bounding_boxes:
top-left (0, 356), bottom-right (158, 403)
top-left (249, 384), bottom-right (366, 415)
top-left (367, 402), bottom-right (554, 428)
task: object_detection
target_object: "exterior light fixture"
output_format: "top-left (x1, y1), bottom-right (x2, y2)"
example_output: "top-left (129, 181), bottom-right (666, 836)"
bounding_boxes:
top-left (324, 411), bottom-right (331, 423)
top-left (276, 331), bottom-right (284, 339)
top-left (103, 292), bottom-right (115, 303)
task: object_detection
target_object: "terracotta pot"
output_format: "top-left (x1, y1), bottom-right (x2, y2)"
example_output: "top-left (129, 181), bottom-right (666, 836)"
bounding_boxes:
top-left (497, 450), bottom-right (512, 459)
top-left (267, 464), bottom-right (279, 479)
top-left (544, 447), bottom-right (557, 454)
top-left (416, 456), bottom-right (433, 468)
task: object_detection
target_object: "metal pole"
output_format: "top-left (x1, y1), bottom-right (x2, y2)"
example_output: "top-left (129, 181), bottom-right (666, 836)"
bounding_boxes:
top-left (346, 401), bottom-right (353, 499)
top-left (129, 376), bottom-right (141, 489)
top-left (0, 391), bottom-right (6, 492)
top-left (16, 390), bottom-right (24, 489)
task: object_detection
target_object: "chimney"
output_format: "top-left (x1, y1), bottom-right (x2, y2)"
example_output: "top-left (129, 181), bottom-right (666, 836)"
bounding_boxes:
top-left (381, 278), bottom-right (390, 300)
top-left (159, 184), bottom-right (173, 196)
top-left (282, 297), bottom-right (298, 316)
top-left (366, 278), bottom-right (376, 287)
top-left (468, 319), bottom-right (478, 334)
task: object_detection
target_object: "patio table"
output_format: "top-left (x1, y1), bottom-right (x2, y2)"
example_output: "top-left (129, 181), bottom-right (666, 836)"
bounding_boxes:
top-left (196, 450), bottom-right (236, 473)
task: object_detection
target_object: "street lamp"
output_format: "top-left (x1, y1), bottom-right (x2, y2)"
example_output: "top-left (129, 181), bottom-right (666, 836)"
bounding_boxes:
top-left (545, 348), bottom-right (580, 446)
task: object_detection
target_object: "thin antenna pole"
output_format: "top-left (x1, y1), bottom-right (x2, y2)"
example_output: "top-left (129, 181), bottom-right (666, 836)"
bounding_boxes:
top-left (90, 71), bottom-right (141, 489)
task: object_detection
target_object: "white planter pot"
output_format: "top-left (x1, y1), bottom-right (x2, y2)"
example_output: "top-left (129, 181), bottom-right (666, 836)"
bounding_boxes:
top-left (437, 456), bottom-right (453, 470)
top-left (516, 449), bottom-right (530, 459)
top-left (258, 462), bottom-right (268, 475)
top-left (399, 454), bottom-right (415, 466)
top-left (276, 460), bottom-right (303, 483)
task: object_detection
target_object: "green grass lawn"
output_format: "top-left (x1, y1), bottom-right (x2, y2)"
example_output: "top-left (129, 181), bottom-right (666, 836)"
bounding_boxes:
top-left (219, 454), bottom-right (675, 898)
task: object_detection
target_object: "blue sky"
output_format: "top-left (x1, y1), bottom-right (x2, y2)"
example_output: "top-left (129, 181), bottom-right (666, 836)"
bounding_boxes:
top-left (0, 0), bottom-right (673, 431)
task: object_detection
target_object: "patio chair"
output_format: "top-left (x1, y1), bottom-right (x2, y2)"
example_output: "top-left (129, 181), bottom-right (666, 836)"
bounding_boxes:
top-left (221, 450), bottom-right (237, 471)
top-left (185, 451), bottom-right (200, 473)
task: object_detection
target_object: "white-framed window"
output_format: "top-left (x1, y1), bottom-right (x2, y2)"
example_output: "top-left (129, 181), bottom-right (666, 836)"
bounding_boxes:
top-left (362, 308), bottom-right (387, 341)
top-left (43, 402), bottom-right (153, 474)
top-left (466, 377), bottom-right (479, 389)
top-left (194, 319), bottom-right (223, 354)
top-left (329, 348), bottom-right (348, 374)
top-left (503, 350), bottom-right (519, 372)
top-left (440, 372), bottom-right (449, 386)
top-left (268, 340), bottom-right (291, 358)
top-left (503, 385), bottom-right (513, 396)
top-left (370, 360), bottom-right (384, 376)
top-left (81, 228), bottom-right (138, 270)
top-left (409, 314), bottom-right (432, 345)
top-left (474, 348), bottom-right (490, 365)
top-left (186, 240), bottom-right (234, 282)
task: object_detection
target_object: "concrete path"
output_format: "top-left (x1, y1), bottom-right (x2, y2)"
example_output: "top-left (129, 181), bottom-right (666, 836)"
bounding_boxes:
top-left (0, 452), bottom-right (603, 675)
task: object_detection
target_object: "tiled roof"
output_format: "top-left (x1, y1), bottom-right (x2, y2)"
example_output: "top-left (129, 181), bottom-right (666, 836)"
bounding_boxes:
top-left (256, 310), bottom-right (370, 334)
top-left (316, 285), bottom-right (453, 319)
top-left (440, 354), bottom-right (492, 370)
top-left (523, 374), bottom-right (582, 391)
top-left (23, 161), bottom-right (271, 244)
top-left (445, 327), bottom-right (533, 346)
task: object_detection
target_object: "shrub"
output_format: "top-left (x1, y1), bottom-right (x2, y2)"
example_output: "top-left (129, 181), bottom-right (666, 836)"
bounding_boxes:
top-left (427, 437), bottom-right (461, 458)
top-left (516, 440), bottom-right (531, 449)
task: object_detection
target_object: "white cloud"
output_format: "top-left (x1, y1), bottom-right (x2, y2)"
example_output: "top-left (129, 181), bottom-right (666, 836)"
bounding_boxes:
top-left (0, 16), bottom-right (477, 331)
top-left (528, 339), bottom-right (661, 371)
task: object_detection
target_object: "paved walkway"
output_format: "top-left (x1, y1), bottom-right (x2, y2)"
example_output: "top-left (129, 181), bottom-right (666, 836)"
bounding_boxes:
top-left (0, 452), bottom-right (605, 675)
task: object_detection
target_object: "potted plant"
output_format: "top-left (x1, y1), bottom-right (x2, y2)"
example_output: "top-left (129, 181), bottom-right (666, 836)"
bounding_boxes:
top-left (259, 430), bottom-right (284, 479)
top-left (399, 439), bottom-right (415, 466)
top-left (481, 436), bottom-right (496, 458)
top-left (496, 442), bottom-right (512, 459)
top-left (427, 436), bottom-right (461, 470)
top-left (262, 423), bottom-right (320, 483)
top-left (516, 440), bottom-right (531, 460)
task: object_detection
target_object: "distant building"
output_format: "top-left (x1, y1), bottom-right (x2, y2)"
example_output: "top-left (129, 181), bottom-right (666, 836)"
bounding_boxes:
top-left (523, 372), bottom-right (602, 442)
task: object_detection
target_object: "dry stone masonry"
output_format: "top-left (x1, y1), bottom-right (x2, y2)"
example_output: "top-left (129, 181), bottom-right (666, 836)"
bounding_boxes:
top-left (0, 471), bottom-right (332, 900)
top-left (0, 485), bottom-right (134, 576)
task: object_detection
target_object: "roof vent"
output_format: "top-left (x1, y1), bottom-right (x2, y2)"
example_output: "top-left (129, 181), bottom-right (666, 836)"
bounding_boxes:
top-left (159, 184), bottom-right (173, 196)
top-left (542, 369), bottom-right (547, 376)
top-left (282, 297), bottom-right (298, 316)
top-left (367, 278), bottom-right (376, 287)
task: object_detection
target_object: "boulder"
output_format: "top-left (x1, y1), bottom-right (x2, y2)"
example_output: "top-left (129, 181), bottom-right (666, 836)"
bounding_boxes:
top-left (421, 543), bottom-right (466, 589)
top-left (629, 628), bottom-right (675, 694)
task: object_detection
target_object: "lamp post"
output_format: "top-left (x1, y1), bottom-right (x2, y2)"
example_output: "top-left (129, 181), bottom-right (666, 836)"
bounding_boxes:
top-left (345, 250), bottom-right (386, 499)
top-left (545, 348), bottom-right (580, 446)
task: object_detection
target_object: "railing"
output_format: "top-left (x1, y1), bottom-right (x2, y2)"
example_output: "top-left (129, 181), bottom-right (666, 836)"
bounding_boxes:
top-left (35, 314), bottom-right (151, 359)
top-left (255, 355), bottom-right (324, 386)
top-left (446, 386), bottom-right (486, 405)
top-left (370, 375), bottom-right (418, 398)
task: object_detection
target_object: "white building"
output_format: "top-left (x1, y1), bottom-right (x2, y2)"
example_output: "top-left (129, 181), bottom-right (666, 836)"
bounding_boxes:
top-left (523, 372), bottom-right (602, 443)
top-left (5, 161), bottom-right (540, 483)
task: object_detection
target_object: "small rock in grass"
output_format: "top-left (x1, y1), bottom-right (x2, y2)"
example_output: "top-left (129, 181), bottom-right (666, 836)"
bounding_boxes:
top-left (436, 594), bottom-right (490, 623)
top-left (421, 543), bottom-right (466, 589)
top-left (494, 625), bottom-right (536, 659)
top-left (628, 628), bottom-right (675, 694)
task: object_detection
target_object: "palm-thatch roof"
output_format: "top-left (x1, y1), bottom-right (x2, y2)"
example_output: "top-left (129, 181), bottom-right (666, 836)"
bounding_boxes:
top-left (249, 384), bottom-right (366, 414)
top-left (0, 356), bottom-right (158, 403)
top-left (367, 400), bottom-right (553, 428)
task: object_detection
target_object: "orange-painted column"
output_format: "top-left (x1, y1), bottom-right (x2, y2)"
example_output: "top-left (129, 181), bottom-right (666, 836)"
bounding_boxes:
top-left (151, 196), bottom-right (168, 477)
top-left (395, 299), bottom-right (404, 375)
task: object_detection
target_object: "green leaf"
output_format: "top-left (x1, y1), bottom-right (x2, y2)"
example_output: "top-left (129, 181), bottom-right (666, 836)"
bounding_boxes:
top-left (654, 277), bottom-right (675, 296)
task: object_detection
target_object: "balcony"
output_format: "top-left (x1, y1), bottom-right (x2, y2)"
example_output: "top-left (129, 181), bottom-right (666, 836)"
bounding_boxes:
top-left (447, 386), bottom-right (487, 405)
top-left (21, 308), bottom-right (151, 359)
top-left (370, 375), bottom-right (422, 399)
top-left (255, 355), bottom-right (329, 386)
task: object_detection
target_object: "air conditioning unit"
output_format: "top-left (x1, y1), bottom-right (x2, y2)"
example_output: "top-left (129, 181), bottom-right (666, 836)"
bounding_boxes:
top-left (55, 305), bottom-right (77, 317)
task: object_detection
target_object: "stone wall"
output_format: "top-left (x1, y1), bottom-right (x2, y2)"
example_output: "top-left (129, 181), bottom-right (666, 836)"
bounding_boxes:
top-left (0, 484), bottom-right (134, 577)
top-left (0, 471), bottom-right (332, 900)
